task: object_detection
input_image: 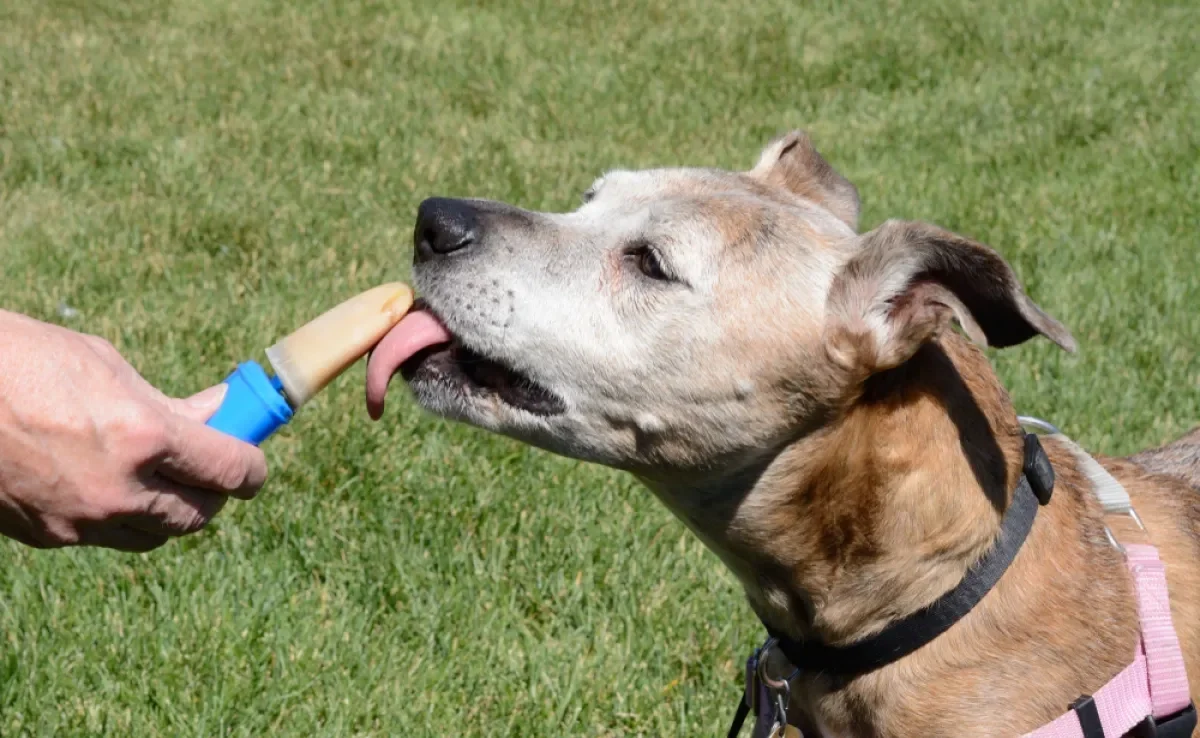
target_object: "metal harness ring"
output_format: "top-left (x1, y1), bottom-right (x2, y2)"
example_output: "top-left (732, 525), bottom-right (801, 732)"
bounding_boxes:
top-left (756, 638), bottom-right (801, 690)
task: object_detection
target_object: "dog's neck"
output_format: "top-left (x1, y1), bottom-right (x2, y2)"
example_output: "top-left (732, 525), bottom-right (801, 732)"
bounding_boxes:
top-left (644, 336), bottom-right (1026, 645)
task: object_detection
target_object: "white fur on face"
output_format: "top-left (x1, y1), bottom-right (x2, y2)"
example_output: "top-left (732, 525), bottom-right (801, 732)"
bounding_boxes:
top-left (410, 165), bottom-right (856, 471)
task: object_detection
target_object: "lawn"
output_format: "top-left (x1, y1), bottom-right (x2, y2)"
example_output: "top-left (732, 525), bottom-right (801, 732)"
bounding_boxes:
top-left (1, 0), bottom-right (1197, 735)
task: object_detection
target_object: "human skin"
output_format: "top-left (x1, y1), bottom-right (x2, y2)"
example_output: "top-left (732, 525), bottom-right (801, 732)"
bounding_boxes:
top-left (0, 310), bottom-right (268, 551)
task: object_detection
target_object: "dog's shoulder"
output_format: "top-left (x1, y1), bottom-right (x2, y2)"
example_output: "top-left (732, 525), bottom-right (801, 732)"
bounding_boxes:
top-left (1128, 426), bottom-right (1200, 493)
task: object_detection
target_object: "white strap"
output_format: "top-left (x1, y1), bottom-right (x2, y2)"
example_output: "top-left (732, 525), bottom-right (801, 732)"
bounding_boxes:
top-left (1053, 433), bottom-right (1134, 516)
top-left (1019, 416), bottom-right (1133, 516)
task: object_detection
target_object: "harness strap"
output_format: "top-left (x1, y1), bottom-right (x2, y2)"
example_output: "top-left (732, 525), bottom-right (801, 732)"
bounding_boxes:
top-left (1023, 545), bottom-right (1194, 738)
top-left (1127, 545), bottom-right (1192, 719)
top-left (726, 697), bottom-right (750, 738)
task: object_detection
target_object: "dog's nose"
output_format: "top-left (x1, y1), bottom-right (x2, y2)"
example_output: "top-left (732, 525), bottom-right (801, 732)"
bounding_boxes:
top-left (414, 198), bottom-right (478, 262)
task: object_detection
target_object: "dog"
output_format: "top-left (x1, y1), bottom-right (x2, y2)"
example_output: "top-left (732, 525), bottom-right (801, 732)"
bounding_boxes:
top-left (365, 131), bottom-right (1200, 736)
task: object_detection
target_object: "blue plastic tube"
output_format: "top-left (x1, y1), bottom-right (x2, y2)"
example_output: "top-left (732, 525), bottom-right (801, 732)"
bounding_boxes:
top-left (204, 361), bottom-right (295, 445)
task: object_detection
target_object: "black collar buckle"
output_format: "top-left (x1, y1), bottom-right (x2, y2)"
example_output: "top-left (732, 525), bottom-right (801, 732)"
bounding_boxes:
top-left (1024, 433), bottom-right (1055, 505)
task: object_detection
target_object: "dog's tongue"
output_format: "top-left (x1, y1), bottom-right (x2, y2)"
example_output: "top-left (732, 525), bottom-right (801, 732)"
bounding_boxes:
top-left (365, 311), bottom-right (452, 419)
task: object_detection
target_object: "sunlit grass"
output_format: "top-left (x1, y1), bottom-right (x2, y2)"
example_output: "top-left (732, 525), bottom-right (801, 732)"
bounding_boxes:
top-left (1, 0), bottom-right (1197, 734)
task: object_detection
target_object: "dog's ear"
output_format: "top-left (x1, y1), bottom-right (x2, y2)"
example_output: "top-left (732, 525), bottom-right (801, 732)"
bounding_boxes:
top-left (749, 130), bottom-right (860, 231)
top-left (825, 219), bottom-right (1076, 373)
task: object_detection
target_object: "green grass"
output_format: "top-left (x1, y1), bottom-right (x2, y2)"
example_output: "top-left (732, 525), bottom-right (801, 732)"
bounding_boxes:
top-left (1, 0), bottom-right (1198, 734)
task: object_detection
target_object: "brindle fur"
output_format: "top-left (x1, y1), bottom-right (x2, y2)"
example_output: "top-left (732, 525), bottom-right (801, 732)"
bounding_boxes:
top-left (400, 131), bottom-right (1200, 737)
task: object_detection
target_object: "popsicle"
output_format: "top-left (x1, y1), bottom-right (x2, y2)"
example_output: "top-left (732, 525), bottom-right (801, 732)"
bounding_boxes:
top-left (205, 283), bottom-right (414, 445)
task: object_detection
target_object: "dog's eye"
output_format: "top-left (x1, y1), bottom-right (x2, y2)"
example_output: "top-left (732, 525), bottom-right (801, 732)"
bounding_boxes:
top-left (626, 243), bottom-right (671, 281)
top-left (638, 250), bottom-right (668, 280)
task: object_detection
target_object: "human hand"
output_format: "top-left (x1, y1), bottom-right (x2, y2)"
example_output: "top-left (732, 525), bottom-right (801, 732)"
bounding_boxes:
top-left (0, 310), bottom-right (268, 551)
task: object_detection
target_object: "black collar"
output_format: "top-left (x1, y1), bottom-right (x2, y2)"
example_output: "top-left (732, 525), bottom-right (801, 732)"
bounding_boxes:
top-left (765, 432), bottom-right (1056, 678)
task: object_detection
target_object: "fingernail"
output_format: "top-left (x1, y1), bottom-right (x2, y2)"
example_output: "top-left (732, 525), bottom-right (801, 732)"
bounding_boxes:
top-left (186, 384), bottom-right (229, 411)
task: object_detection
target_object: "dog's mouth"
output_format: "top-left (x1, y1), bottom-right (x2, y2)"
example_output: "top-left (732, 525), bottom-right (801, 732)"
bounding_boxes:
top-left (365, 300), bottom-right (565, 419)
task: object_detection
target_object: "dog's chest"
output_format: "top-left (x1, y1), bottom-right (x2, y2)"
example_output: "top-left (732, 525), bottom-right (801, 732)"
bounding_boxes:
top-left (787, 692), bottom-right (860, 738)
top-left (808, 716), bottom-right (854, 738)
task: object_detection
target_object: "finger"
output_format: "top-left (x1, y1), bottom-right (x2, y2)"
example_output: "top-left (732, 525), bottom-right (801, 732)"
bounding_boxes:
top-left (124, 478), bottom-right (229, 537)
top-left (155, 411), bottom-right (268, 499)
top-left (77, 523), bottom-right (170, 553)
top-left (167, 384), bottom-right (229, 425)
top-left (0, 524), bottom-right (56, 549)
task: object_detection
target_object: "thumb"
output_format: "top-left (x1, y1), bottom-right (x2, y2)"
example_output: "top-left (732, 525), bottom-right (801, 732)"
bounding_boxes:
top-left (168, 384), bottom-right (229, 423)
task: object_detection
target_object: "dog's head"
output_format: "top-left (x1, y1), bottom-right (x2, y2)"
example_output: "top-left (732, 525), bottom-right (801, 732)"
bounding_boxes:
top-left (367, 131), bottom-right (1075, 477)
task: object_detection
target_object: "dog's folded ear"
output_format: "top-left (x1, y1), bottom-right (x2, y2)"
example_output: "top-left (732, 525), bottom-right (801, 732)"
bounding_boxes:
top-left (825, 219), bottom-right (1076, 373)
top-left (749, 130), bottom-right (860, 232)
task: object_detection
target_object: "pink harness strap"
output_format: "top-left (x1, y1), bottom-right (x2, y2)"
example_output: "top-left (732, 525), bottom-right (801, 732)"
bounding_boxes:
top-left (1127, 544), bottom-right (1192, 719)
top-left (1023, 544), bottom-right (1192, 737)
